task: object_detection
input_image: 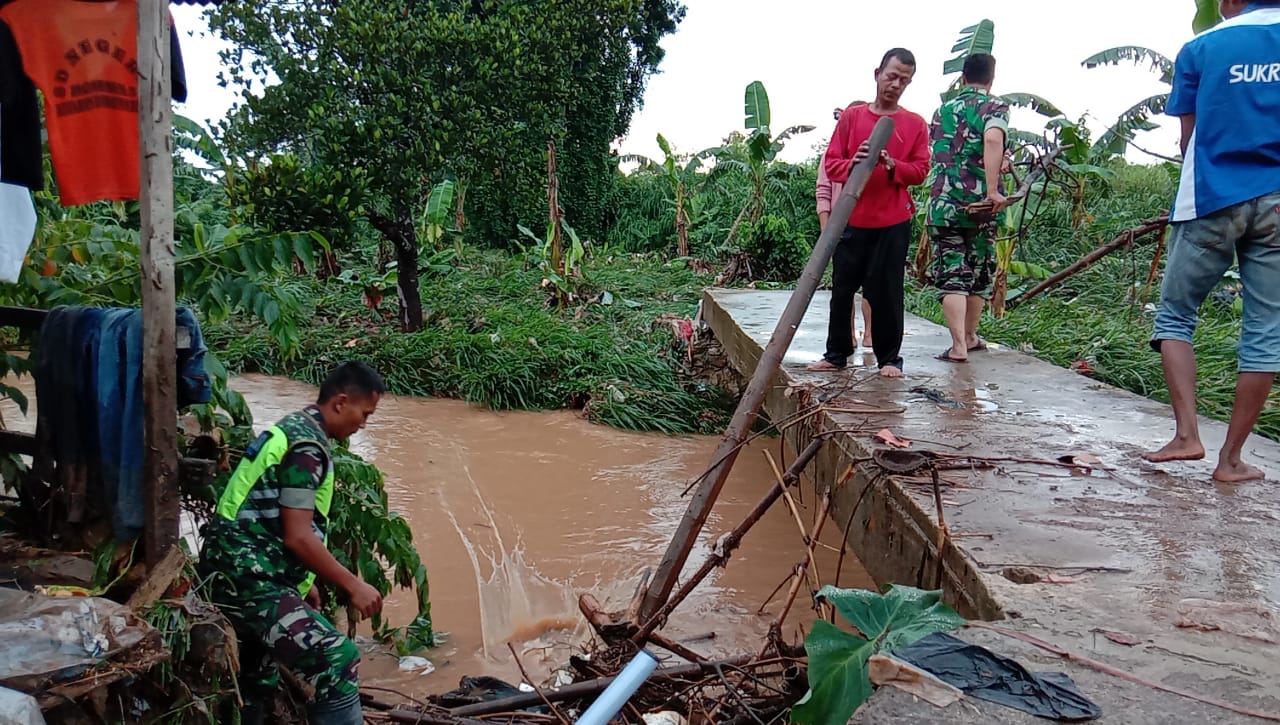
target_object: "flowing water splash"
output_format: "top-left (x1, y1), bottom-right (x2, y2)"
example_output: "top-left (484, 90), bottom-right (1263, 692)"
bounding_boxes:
top-left (442, 443), bottom-right (588, 664)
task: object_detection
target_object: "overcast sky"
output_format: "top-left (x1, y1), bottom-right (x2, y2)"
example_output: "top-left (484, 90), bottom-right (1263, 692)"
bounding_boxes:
top-left (170, 0), bottom-right (1196, 166)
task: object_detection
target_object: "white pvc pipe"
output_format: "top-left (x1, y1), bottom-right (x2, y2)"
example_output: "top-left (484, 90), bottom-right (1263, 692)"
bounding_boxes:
top-left (575, 649), bottom-right (660, 725)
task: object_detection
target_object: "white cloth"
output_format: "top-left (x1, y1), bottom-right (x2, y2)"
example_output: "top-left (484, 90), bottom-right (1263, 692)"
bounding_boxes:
top-left (0, 98), bottom-right (36, 284)
top-left (0, 181), bottom-right (34, 283)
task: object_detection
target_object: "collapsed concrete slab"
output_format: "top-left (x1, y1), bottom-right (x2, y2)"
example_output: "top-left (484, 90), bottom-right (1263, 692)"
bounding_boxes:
top-left (703, 288), bottom-right (1280, 723)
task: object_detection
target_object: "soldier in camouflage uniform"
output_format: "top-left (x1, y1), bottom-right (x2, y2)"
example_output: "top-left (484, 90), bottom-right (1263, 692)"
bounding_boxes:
top-left (927, 53), bottom-right (1010, 363)
top-left (199, 362), bottom-right (385, 725)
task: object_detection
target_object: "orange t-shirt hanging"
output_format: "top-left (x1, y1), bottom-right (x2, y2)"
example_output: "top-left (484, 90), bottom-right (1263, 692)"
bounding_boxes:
top-left (0, 0), bottom-right (186, 207)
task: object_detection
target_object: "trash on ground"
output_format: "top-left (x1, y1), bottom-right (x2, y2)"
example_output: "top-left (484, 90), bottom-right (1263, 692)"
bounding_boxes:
top-left (893, 632), bottom-right (1102, 721)
top-left (1175, 598), bottom-right (1279, 644)
top-left (867, 653), bottom-right (964, 708)
top-left (875, 428), bottom-right (913, 449)
top-left (398, 656), bottom-right (436, 675)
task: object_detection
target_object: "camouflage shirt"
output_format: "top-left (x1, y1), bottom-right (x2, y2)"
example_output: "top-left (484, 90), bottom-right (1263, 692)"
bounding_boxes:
top-left (927, 87), bottom-right (1010, 228)
top-left (201, 408), bottom-right (332, 592)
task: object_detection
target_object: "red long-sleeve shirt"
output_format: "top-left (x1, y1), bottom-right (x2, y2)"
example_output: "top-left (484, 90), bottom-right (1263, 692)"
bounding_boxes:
top-left (823, 104), bottom-right (931, 229)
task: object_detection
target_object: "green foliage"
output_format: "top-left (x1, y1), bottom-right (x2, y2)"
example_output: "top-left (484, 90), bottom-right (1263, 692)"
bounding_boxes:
top-left (516, 221), bottom-right (588, 296)
top-left (941, 20), bottom-right (995, 99)
top-left (207, 249), bottom-right (730, 435)
top-left (1081, 46), bottom-right (1174, 84)
top-left (739, 214), bottom-right (810, 282)
top-left (329, 449), bottom-right (434, 652)
top-left (712, 81), bottom-right (814, 226)
top-left (208, 0), bottom-right (685, 327)
top-left (620, 134), bottom-right (715, 256)
top-left (744, 81), bottom-right (771, 131)
top-left (1194, 0), bottom-right (1223, 33)
top-left (227, 153), bottom-right (367, 258)
top-left (420, 179), bottom-right (458, 252)
top-left (792, 586), bottom-right (965, 725)
top-left (1080, 46), bottom-right (1175, 160)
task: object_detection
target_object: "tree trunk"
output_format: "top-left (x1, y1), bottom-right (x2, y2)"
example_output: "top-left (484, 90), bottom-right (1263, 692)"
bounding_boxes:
top-left (676, 191), bottom-right (690, 258)
top-left (912, 224), bottom-right (932, 283)
top-left (991, 266), bottom-right (1010, 318)
top-left (394, 240), bottom-right (423, 331)
top-left (547, 140), bottom-right (564, 281)
top-left (369, 211), bottom-right (424, 332)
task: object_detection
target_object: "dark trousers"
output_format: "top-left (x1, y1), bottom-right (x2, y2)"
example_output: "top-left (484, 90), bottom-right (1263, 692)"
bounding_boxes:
top-left (822, 221), bottom-right (911, 370)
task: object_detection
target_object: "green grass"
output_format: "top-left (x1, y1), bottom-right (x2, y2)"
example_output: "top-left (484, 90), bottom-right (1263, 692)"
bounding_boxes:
top-left (205, 249), bottom-right (733, 435)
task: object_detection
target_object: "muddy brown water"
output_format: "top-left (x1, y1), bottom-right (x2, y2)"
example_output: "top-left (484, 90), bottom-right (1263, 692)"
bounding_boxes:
top-left (3, 373), bottom-right (873, 696)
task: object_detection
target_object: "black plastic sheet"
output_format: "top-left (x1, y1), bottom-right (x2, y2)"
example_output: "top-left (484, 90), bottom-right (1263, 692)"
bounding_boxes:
top-left (893, 632), bottom-right (1102, 721)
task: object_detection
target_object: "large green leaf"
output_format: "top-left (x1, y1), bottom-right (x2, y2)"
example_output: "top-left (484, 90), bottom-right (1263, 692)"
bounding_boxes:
top-left (1001, 92), bottom-right (1064, 118)
top-left (173, 113), bottom-right (227, 167)
top-left (791, 621), bottom-right (873, 725)
top-left (1081, 46), bottom-right (1174, 85)
top-left (942, 20), bottom-right (995, 75)
top-left (1193, 0), bottom-right (1222, 33)
top-left (425, 180), bottom-right (455, 227)
top-left (656, 133), bottom-right (674, 160)
top-left (744, 81), bottom-right (770, 131)
top-left (776, 124), bottom-right (816, 142)
top-left (1092, 93), bottom-right (1170, 160)
top-left (793, 586), bottom-right (964, 725)
top-left (819, 585), bottom-right (966, 652)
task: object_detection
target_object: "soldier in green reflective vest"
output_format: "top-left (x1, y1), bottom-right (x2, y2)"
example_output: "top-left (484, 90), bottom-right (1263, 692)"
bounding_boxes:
top-left (199, 362), bottom-right (385, 725)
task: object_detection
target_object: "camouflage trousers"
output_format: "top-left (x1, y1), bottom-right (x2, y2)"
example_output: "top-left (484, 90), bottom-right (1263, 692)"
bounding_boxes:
top-left (929, 224), bottom-right (997, 299)
top-left (210, 580), bottom-right (360, 705)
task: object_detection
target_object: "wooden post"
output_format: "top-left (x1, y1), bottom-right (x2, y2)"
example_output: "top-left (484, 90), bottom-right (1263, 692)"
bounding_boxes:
top-left (138, 0), bottom-right (179, 567)
top-left (636, 117), bottom-right (896, 623)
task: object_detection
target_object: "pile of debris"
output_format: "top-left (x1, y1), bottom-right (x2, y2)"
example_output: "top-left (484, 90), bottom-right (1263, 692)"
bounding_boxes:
top-left (0, 531), bottom-right (238, 725)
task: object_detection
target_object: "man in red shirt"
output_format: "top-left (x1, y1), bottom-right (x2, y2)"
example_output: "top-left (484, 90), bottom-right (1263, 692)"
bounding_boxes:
top-left (808, 48), bottom-right (931, 378)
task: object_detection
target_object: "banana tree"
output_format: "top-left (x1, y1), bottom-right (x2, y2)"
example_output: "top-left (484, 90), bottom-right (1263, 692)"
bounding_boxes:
top-left (1080, 46), bottom-right (1174, 160)
top-left (711, 81), bottom-right (813, 246)
top-left (941, 20), bottom-right (994, 101)
top-left (620, 134), bottom-right (711, 257)
top-left (1083, 2), bottom-right (1223, 161)
top-left (417, 179), bottom-right (458, 253)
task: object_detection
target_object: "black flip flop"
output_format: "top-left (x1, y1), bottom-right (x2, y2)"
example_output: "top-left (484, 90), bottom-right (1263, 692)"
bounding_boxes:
top-left (968, 339), bottom-right (988, 352)
top-left (935, 349), bottom-right (968, 363)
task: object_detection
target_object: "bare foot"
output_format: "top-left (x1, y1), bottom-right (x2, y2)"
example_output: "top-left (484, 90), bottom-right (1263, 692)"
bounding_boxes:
top-left (1213, 459), bottom-right (1265, 483)
top-left (861, 334), bottom-right (873, 348)
top-left (879, 365), bottom-right (902, 378)
top-left (1142, 437), bottom-right (1206, 462)
top-left (806, 360), bottom-right (845, 372)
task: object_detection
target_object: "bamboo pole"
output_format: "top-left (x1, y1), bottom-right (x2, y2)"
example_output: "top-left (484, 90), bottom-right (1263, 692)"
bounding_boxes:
top-left (637, 117), bottom-right (896, 623)
top-left (1006, 215), bottom-right (1169, 310)
top-left (138, 0), bottom-right (179, 567)
top-left (630, 439), bottom-right (824, 646)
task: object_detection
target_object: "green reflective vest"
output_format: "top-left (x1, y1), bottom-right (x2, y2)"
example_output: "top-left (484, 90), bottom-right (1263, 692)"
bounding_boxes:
top-left (215, 417), bottom-right (335, 596)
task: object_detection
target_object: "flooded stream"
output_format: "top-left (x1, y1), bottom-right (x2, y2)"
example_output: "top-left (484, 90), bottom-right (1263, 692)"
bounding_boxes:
top-left (4, 373), bottom-right (873, 695)
top-left (234, 375), bottom-right (872, 694)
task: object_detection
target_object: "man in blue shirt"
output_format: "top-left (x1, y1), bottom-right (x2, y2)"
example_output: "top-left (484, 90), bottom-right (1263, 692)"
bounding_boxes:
top-left (1146, 1), bottom-right (1280, 482)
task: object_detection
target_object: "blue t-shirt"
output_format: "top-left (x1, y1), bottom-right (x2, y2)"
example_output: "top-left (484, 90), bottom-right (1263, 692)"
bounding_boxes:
top-left (1167, 4), bottom-right (1280, 222)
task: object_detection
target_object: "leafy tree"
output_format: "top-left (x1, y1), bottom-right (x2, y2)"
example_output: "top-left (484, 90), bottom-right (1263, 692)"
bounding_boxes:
top-left (208, 0), bottom-right (684, 331)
